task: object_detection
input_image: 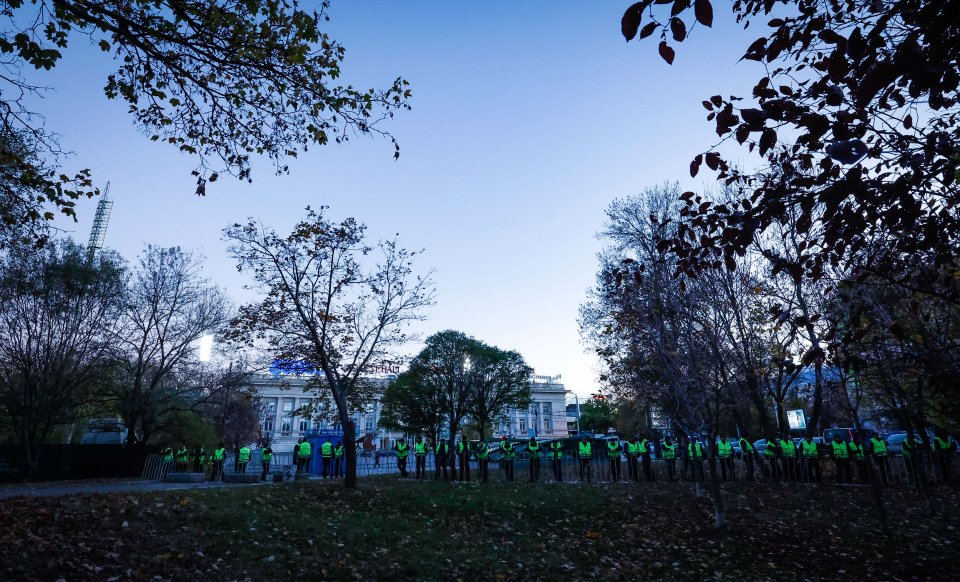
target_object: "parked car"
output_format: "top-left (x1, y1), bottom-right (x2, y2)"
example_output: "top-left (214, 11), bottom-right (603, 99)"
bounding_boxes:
top-left (823, 427), bottom-right (877, 444)
top-left (753, 439), bottom-right (769, 454)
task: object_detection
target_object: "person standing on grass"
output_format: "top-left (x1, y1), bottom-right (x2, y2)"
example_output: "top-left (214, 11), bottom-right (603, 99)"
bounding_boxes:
top-left (763, 437), bottom-right (779, 482)
top-left (578, 435), bottom-right (592, 483)
top-left (321, 438), bottom-right (333, 478)
top-left (687, 437), bottom-right (705, 482)
top-left (457, 438), bottom-right (472, 482)
top-left (780, 435), bottom-right (797, 482)
top-left (660, 436), bottom-right (677, 482)
top-left (606, 438), bottom-right (621, 483)
top-left (395, 438), bottom-right (410, 478)
top-left (902, 432), bottom-right (923, 485)
top-left (293, 439), bottom-right (302, 473)
top-left (175, 444), bottom-right (189, 473)
top-left (298, 438), bottom-right (312, 475)
top-left (639, 434), bottom-right (653, 482)
top-left (831, 435), bottom-right (850, 484)
top-left (476, 440), bottom-right (490, 482)
top-left (800, 435), bottom-right (820, 483)
top-left (848, 435), bottom-right (867, 484)
top-left (212, 443), bottom-right (226, 481)
top-left (626, 436), bottom-right (641, 481)
top-left (549, 439), bottom-right (564, 482)
top-left (739, 435), bottom-right (757, 481)
top-left (527, 436), bottom-right (541, 482)
top-left (238, 444), bottom-right (250, 473)
top-left (435, 438), bottom-right (450, 481)
top-left (932, 431), bottom-right (955, 485)
top-left (414, 436), bottom-right (427, 479)
top-left (869, 434), bottom-right (890, 485)
top-left (334, 440), bottom-right (345, 478)
top-left (500, 437), bottom-right (516, 482)
top-left (716, 435), bottom-right (735, 482)
top-left (261, 443), bottom-right (273, 481)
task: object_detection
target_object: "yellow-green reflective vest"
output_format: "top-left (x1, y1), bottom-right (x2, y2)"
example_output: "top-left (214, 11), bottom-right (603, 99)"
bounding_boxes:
top-left (848, 442), bottom-right (864, 460)
top-left (902, 438), bottom-right (918, 458)
top-left (831, 441), bottom-right (848, 459)
top-left (436, 442), bottom-right (449, 455)
top-left (262, 448), bottom-right (272, 462)
top-left (527, 441), bottom-right (540, 456)
top-left (764, 441), bottom-right (778, 457)
top-left (397, 442), bottom-right (409, 459)
top-left (238, 447), bottom-right (250, 463)
top-left (176, 447), bottom-right (188, 463)
top-left (477, 443), bottom-right (489, 459)
top-left (214, 447), bottom-right (225, 461)
top-left (299, 441), bottom-right (312, 459)
top-left (415, 442), bottom-right (426, 455)
top-left (688, 442), bottom-right (704, 460)
top-left (780, 439), bottom-right (796, 457)
top-left (501, 442), bottom-right (515, 460)
top-left (661, 443), bottom-right (676, 459)
top-left (606, 441), bottom-right (620, 459)
top-left (870, 437), bottom-right (888, 457)
top-left (162, 448), bottom-right (173, 462)
top-left (638, 439), bottom-right (649, 454)
top-left (627, 441), bottom-right (639, 455)
top-left (321, 442), bottom-right (333, 457)
top-left (801, 440), bottom-right (818, 458)
top-left (457, 441), bottom-right (469, 455)
top-left (550, 441), bottom-right (563, 459)
top-left (334, 444), bottom-right (344, 458)
top-left (578, 441), bottom-right (592, 457)
top-left (717, 440), bottom-right (733, 458)
top-left (739, 438), bottom-right (755, 454)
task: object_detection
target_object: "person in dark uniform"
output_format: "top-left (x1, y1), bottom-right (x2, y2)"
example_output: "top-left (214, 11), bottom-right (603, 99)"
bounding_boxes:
top-left (457, 438), bottom-right (471, 482)
top-left (395, 438), bottom-right (409, 478)
top-left (500, 436), bottom-right (515, 481)
top-left (527, 437), bottom-right (541, 482)
top-left (435, 438), bottom-right (450, 481)
top-left (476, 440), bottom-right (490, 482)
top-left (578, 435), bottom-right (592, 483)
top-left (606, 438), bottom-right (622, 482)
top-left (549, 439), bottom-right (564, 481)
top-left (414, 436), bottom-right (427, 479)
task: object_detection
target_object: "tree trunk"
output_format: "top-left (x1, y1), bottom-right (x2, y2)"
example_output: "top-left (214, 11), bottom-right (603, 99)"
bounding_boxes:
top-left (478, 418), bottom-right (486, 441)
top-left (706, 441), bottom-right (727, 529)
top-left (344, 419), bottom-right (357, 488)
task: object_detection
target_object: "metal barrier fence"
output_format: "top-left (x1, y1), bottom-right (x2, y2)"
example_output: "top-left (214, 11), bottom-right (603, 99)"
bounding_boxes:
top-left (141, 449), bottom-right (959, 488)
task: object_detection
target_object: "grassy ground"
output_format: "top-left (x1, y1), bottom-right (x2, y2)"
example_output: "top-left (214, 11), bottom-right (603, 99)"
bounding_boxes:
top-left (1, 477), bottom-right (958, 581)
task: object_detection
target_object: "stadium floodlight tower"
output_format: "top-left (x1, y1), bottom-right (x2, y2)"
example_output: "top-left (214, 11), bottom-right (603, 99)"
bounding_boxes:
top-left (86, 182), bottom-right (114, 263)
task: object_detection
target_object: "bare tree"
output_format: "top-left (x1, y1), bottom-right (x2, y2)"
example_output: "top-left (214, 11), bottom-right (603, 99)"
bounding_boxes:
top-left (110, 245), bottom-right (231, 454)
top-left (225, 207), bottom-right (434, 488)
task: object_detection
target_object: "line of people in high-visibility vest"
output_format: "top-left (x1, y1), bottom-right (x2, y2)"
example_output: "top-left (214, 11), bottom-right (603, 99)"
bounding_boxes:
top-left (160, 442), bottom-right (275, 481)
top-left (386, 431), bottom-right (956, 485)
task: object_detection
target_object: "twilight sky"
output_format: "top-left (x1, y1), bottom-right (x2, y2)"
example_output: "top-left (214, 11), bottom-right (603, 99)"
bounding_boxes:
top-left (33, 1), bottom-right (762, 398)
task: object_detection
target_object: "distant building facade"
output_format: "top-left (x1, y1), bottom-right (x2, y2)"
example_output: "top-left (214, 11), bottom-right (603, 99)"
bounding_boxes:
top-left (494, 374), bottom-right (570, 439)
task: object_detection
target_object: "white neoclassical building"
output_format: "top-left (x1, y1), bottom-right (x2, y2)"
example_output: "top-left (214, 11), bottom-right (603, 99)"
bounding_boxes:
top-left (249, 370), bottom-right (571, 450)
top-left (494, 374), bottom-right (570, 439)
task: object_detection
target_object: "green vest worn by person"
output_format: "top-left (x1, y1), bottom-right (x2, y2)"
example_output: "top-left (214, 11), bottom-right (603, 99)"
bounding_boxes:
top-left (638, 439), bottom-right (649, 454)
top-left (261, 447), bottom-right (272, 463)
top-left (321, 441), bottom-right (333, 458)
top-left (848, 442), bottom-right (864, 460)
top-left (501, 441), bottom-right (515, 460)
top-left (606, 440), bottom-right (620, 459)
top-left (198, 447), bottom-right (206, 464)
top-left (550, 441), bottom-right (564, 459)
top-left (739, 438), bottom-right (755, 455)
top-left (299, 441), bottom-right (312, 459)
top-left (801, 439), bottom-right (818, 458)
top-left (688, 442), bottom-right (704, 460)
top-left (162, 447), bottom-right (173, 463)
top-left (335, 443), bottom-right (344, 458)
top-left (527, 441), bottom-right (540, 457)
top-left (764, 441), bottom-right (778, 457)
top-left (578, 441), bottom-right (592, 458)
top-left (780, 439), bottom-right (797, 458)
top-left (717, 440), bottom-right (733, 458)
top-left (238, 446), bottom-right (250, 463)
top-left (902, 437), bottom-right (919, 458)
top-left (870, 437), bottom-right (888, 457)
top-left (831, 441), bottom-right (848, 459)
top-left (476, 442), bottom-right (489, 460)
top-left (436, 442), bottom-right (449, 456)
top-left (457, 441), bottom-right (470, 456)
top-left (661, 442), bottom-right (676, 459)
top-left (176, 447), bottom-right (188, 463)
top-left (415, 441), bottom-right (426, 456)
top-left (627, 441), bottom-right (639, 456)
top-left (214, 447), bottom-right (226, 462)
top-left (397, 441), bottom-right (409, 459)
